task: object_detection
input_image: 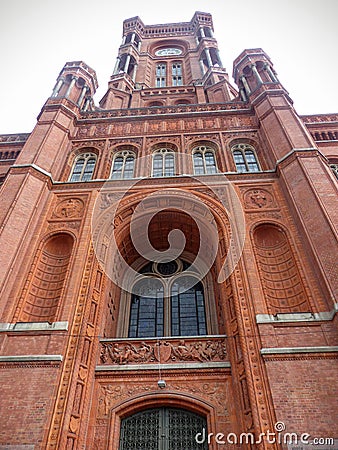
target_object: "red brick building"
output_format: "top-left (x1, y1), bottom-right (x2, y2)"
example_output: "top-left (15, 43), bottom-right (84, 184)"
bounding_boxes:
top-left (0, 11), bottom-right (337, 450)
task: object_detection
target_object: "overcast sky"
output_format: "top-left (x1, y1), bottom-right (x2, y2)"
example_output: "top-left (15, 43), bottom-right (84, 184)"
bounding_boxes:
top-left (0, 0), bottom-right (337, 134)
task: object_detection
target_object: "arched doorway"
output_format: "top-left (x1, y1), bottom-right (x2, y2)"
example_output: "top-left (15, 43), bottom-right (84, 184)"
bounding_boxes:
top-left (119, 407), bottom-right (207, 450)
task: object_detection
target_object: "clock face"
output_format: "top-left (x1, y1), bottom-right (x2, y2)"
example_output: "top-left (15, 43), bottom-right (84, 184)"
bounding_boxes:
top-left (155, 48), bottom-right (182, 57)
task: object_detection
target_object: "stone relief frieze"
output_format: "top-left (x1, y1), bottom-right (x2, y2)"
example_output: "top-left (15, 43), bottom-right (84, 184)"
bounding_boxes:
top-left (246, 211), bottom-right (283, 222)
top-left (93, 123), bottom-right (111, 137)
top-left (100, 338), bottom-right (227, 365)
top-left (71, 139), bottom-right (105, 150)
top-left (165, 120), bottom-right (183, 131)
top-left (75, 125), bottom-right (93, 139)
top-left (47, 221), bottom-right (81, 233)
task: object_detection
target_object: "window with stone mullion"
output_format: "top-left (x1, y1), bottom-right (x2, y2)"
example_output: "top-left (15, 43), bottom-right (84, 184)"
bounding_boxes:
top-left (70, 153), bottom-right (96, 182)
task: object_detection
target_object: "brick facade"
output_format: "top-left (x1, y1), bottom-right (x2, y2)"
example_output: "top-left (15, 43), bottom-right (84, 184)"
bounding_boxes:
top-left (0, 12), bottom-right (337, 450)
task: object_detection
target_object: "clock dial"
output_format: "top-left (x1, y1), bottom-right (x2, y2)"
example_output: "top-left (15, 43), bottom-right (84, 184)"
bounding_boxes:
top-left (155, 48), bottom-right (182, 57)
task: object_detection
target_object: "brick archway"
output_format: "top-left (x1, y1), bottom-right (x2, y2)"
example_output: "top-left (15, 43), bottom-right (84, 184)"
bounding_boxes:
top-left (107, 392), bottom-right (216, 450)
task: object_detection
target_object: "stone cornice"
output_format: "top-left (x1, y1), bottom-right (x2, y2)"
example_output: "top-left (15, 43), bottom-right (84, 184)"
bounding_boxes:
top-left (0, 354), bottom-right (63, 362)
top-left (0, 133), bottom-right (30, 144)
top-left (96, 361), bottom-right (231, 371)
top-left (275, 147), bottom-right (325, 169)
top-left (9, 162), bottom-right (278, 192)
top-left (0, 321), bottom-right (68, 332)
top-left (0, 355), bottom-right (63, 369)
top-left (301, 113), bottom-right (338, 125)
top-left (257, 304), bottom-right (338, 324)
top-left (79, 102), bottom-right (252, 122)
top-left (261, 346), bottom-right (338, 361)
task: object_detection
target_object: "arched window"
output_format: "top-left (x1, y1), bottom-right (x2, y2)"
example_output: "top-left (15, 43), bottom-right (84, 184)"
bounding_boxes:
top-left (119, 407), bottom-right (208, 450)
top-left (232, 143), bottom-right (260, 173)
top-left (192, 146), bottom-right (217, 175)
top-left (111, 151), bottom-right (135, 179)
top-left (152, 148), bottom-right (175, 177)
top-left (127, 261), bottom-right (208, 338)
top-left (70, 153), bottom-right (96, 181)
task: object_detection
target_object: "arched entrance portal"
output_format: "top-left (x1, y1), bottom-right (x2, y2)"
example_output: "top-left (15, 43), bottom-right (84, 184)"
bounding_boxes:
top-left (91, 189), bottom-right (251, 450)
top-left (119, 407), bottom-right (207, 450)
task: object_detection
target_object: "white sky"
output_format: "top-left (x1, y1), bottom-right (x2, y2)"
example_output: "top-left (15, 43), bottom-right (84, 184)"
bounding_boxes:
top-left (0, 0), bottom-right (337, 134)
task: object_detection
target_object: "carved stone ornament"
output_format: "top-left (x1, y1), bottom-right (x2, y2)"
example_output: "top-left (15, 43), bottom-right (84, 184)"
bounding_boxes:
top-left (47, 221), bottom-right (81, 232)
top-left (109, 137), bottom-right (142, 148)
top-left (53, 198), bottom-right (85, 219)
top-left (93, 123), bottom-right (110, 137)
top-left (145, 135), bottom-right (180, 147)
top-left (71, 139), bottom-right (105, 150)
top-left (184, 133), bottom-right (221, 146)
top-left (243, 188), bottom-right (275, 209)
top-left (69, 416), bottom-right (80, 433)
top-left (97, 379), bottom-right (231, 418)
top-left (99, 338), bottom-right (227, 365)
top-left (75, 125), bottom-right (92, 138)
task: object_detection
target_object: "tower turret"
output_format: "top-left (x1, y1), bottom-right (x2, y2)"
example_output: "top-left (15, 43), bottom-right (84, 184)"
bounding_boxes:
top-left (232, 48), bottom-right (281, 102)
top-left (51, 61), bottom-right (98, 111)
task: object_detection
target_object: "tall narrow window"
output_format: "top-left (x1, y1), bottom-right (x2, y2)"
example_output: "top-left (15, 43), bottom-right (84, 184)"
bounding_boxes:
top-left (128, 279), bottom-right (164, 338)
top-left (171, 277), bottom-right (207, 336)
top-left (172, 62), bottom-right (183, 86)
top-left (70, 153), bottom-right (96, 181)
top-left (111, 151), bottom-right (135, 179)
top-left (193, 146), bottom-right (217, 175)
top-left (156, 63), bottom-right (166, 87)
top-left (232, 143), bottom-right (260, 173)
top-left (152, 148), bottom-right (175, 177)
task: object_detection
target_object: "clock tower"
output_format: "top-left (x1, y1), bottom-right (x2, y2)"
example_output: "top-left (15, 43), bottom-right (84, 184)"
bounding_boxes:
top-left (99, 11), bottom-right (237, 110)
